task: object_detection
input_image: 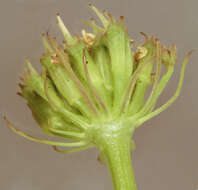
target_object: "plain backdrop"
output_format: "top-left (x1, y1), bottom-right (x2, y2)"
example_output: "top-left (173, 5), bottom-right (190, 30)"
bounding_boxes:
top-left (0, 0), bottom-right (197, 190)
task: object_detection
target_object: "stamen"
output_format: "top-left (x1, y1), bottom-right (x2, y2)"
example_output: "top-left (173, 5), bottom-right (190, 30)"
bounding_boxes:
top-left (140, 32), bottom-right (149, 42)
top-left (3, 116), bottom-right (88, 147)
top-left (83, 18), bottom-right (104, 34)
top-left (134, 40), bottom-right (162, 118)
top-left (25, 59), bottom-right (37, 76)
top-left (41, 33), bottom-right (53, 53)
top-left (135, 46), bottom-right (148, 60)
top-left (52, 144), bottom-right (92, 154)
top-left (136, 50), bottom-right (194, 127)
top-left (56, 13), bottom-right (74, 44)
top-left (122, 56), bottom-right (155, 112)
top-left (88, 4), bottom-right (108, 28)
top-left (120, 16), bottom-right (124, 21)
top-left (81, 30), bottom-right (95, 45)
top-left (49, 128), bottom-right (86, 139)
top-left (103, 10), bottom-right (115, 23)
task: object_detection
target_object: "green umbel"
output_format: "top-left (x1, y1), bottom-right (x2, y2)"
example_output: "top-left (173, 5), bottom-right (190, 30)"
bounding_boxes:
top-left (4, 4), bottom-right (193, 190)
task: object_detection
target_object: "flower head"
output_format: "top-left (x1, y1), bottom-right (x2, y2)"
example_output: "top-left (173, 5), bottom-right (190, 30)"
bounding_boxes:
top-left (4, 4), bottom-right (193, 154)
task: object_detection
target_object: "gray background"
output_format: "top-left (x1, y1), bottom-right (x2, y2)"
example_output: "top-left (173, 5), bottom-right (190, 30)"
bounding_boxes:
top-left (0, 0), bottom-right (197, 190)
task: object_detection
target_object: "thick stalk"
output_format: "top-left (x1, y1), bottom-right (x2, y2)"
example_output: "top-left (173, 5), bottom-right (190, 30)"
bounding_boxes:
top-left (101, 134), bottom-right (137, 190)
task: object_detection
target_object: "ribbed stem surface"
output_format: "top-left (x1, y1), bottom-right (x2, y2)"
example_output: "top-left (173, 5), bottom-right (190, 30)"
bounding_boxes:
top-left (102, 134), bottom-right (137, 190)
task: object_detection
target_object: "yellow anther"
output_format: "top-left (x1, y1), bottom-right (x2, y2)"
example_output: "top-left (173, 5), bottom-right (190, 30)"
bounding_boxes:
top-left (81, 30), bottom-right (95, 45)
top-left (136, 46), bottom-right (148, 60)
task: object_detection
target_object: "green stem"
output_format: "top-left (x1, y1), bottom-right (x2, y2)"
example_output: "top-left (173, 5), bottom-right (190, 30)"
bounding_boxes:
top-left (101, 134), bottom-right (137, 190)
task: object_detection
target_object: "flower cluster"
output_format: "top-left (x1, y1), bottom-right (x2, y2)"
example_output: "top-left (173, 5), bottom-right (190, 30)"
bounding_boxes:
top-left (4, 4), bottom-right (192, 154)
